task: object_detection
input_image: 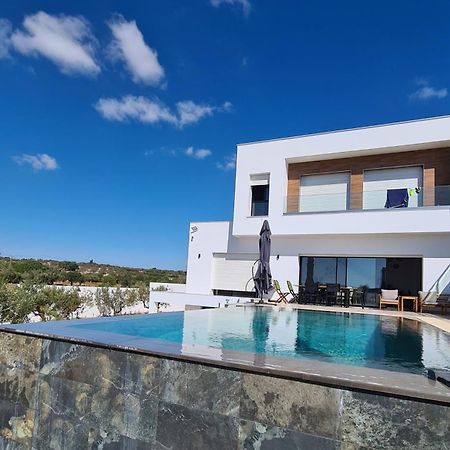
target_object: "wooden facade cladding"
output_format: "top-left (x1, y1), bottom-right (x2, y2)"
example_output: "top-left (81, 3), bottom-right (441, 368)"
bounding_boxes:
top-left (286, 147), bottom-right (450, 213)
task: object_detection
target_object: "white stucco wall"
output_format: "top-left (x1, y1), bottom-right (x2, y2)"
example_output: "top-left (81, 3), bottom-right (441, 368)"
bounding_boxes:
top-left (250, 234), bottom-right (450, 293)
top-left (233, 207), bottom-right (450, 237)
top-left (149, 282), bottom-right (186, 293)
top-left (233, 116), bottom-right (450, 237)
top-left (184, 117), bottom-right (450, 297)
top-left (185, 221), bottom-right (231, 294)
top-left (186, 226), bottom-right (450, 295)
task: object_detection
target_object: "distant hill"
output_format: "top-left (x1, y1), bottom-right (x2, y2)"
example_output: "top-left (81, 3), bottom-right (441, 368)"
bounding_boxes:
top-left (0, 257), bottom-right (186, 287)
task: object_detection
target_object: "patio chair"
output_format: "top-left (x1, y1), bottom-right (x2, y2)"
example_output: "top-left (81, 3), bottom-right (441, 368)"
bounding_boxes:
top-left (325, 283), bottom-right (341, 306)
top-left (438, 295), bottom-right (450, 314)
top-left (270, 280), bottom-right (289, 304)
top-left (379, 289), bottom-right (400, 310)
top-left (304, 282), bottom-right (319, 305)
top-left (418, 291), bottom-right (450, 314)
top-left (287, 281), bottom-right (299, 303)
top-left (350, 288), bottom-right (365, 309)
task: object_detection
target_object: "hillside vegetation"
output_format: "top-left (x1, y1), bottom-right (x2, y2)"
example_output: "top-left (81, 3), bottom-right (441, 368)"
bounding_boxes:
top-left (0, 257), bottom-right (186, 288)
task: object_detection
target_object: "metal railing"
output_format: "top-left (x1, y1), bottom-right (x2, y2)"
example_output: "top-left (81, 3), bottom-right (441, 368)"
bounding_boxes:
top-left (427, 264), bottom-right (450, 298)
top-left (284, 185), bottom-right (450, 214)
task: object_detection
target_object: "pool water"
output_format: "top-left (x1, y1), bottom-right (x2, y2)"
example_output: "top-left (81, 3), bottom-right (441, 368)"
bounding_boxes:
top-left (74, 307), bottom-right (450, 375)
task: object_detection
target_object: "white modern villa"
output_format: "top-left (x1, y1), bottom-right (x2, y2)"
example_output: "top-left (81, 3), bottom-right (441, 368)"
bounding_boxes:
top-left (151, 116), bottom-right (450, 310)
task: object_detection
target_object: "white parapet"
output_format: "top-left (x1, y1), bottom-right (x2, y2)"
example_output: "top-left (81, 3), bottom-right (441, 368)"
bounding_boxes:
top-left (148, 290), bottom-right (253, 313)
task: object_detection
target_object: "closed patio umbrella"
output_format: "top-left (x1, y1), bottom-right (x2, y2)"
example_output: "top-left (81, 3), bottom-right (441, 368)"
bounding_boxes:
top-left (254, 220), bottom-right (273, 302)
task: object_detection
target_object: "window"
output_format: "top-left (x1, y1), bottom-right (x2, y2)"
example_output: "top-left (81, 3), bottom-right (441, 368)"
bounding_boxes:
top-left (346, 258), bottom-right (386, 289)
top-left (299, 256), bottom-right (421, 296)
top-left (251, 185), bottom-right (269, 216)
top-left (250, 173), bottom-right (269, 216)
top-left (363, 166), bottom-right (423, 209)
top-left (299, 172), bottom-right (350, 212)
top-left (300, 257), bottom-right (347, 285)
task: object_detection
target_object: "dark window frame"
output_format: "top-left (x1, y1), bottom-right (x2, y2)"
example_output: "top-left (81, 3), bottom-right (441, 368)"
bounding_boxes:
top-left (251, 184), bottom-right (269, 216)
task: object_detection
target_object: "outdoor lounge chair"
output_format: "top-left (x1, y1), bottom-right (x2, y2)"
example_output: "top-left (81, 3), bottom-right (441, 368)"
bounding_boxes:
top-left (287, 281), bottom-right (299, 303)
top-left (270, 280), bottom-right (289, 304)
top-left (379, 289), bottom-right (400, 310)
top-left (418, 291), bottom-right (450, 314)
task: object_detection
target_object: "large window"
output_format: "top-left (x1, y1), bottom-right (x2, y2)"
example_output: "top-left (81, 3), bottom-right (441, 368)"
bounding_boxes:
top-left (299, 172), bottom-right (350, 212)
top-left (299, 256), bottom-right (422, 296)
top-left (300, 257), bottom-right (346, 285)
top-left (250, 173), bottom-right (270, 216)
top-left (363, 166), bottom-right (423, 209)
top-left (346, 258), bottom-right (386, 289)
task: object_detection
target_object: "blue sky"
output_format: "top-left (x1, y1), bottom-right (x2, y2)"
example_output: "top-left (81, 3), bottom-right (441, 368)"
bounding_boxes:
top-left (1, 0), bottom-right (450, 269)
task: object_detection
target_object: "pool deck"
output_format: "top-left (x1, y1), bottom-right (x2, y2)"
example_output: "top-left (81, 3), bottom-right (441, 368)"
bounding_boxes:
top-left (1, 306), bottom-right (450, 406)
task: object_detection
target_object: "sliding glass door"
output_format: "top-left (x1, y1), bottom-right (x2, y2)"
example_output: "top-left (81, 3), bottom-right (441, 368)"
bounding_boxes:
top-left (346, 258), bottom-right (386, 290)
top-left (299, 256), bottom-right (421, 296)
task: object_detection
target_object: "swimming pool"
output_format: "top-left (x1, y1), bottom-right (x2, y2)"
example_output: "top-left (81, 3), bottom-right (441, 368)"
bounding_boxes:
top-left (1, 306), bottom-right (450, 448)
top-left (63, 306), bottom-right (450, 375)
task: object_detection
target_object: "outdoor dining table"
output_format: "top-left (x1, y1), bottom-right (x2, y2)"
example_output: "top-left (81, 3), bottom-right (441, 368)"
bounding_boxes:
top-left (298, 285), bottom-right (353, 307)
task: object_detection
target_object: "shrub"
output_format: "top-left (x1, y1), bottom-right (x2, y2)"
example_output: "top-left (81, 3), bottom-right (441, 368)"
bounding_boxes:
top-left (0, 282), bottom-right (83, 323)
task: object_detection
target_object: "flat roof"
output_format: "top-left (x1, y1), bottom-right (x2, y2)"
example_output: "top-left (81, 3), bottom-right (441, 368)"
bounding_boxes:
top-left (238, 114), bottom-right (450, 147)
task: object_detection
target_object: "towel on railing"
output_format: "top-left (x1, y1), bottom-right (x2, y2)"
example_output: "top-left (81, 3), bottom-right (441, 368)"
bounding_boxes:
top-left (384, 188), bottom-right (409, 208)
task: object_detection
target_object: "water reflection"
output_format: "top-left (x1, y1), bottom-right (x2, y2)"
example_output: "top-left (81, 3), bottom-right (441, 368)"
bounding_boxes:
top-left (75, 306), bottom-right (450, 375)
top-left (179, 307), bottom-right (450, 374)
top-left (251, 307), bottom-right (269, 365)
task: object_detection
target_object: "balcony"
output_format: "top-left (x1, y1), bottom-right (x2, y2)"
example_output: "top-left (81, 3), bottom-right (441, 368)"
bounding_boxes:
top-left (284, 185), bottom-right (450, 214)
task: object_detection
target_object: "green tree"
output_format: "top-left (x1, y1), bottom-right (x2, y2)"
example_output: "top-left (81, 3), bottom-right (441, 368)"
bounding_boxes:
top-left (2, 270), bottom-right (23, 284)
top-left (30, 287), bottom-right (82, 321)
top-left (135, 283), bottom-right (150, 308)
top-left (95, 287), bottom-right (120, 316)
top-left (0, 282), bottom-right (33, 323)
top-left (66, 271), bottom-right (84, 286)
top-left (62, 261), bottom-right (79, 272)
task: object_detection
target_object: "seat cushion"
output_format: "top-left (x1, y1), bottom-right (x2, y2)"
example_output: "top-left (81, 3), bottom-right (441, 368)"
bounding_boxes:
top-left (418, 291), bottom-right (437, 304)
top-left (381, 289), bottom-right (398, 300)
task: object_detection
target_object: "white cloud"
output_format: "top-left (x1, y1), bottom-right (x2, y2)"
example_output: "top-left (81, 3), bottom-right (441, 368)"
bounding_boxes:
top-left (0, 19), bottom-right (12, 59)
top-left (95, 95), bottom-right (231, 128)
top-left (410, 80), bottom-right (447, 100)
top-left (210, 0), bottom-right (251, 16)
top-left (185, 146), bottom-right (212, 159)
top-left (176, 101), bottom-right (214, 127)
top-left (10, 11), bottom-right (100, 76)
top-left (176, 100), bottom-right (231, 127)
top-left (95, 95), bottom-right (177, 125)
top-left (217, 153), bottom-right (236, 171)
top-left (13, 153), bottom-right (58, 171)
top-left (107, 15), bottom-right (164, 86)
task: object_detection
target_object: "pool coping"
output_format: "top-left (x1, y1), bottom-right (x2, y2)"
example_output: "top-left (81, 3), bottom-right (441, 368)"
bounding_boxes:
top-left (1, 309), bottom-right (450, 406)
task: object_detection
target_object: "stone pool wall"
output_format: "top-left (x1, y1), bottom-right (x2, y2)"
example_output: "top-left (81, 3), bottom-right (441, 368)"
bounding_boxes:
top-left (0, 331), bottom-right (448, 449)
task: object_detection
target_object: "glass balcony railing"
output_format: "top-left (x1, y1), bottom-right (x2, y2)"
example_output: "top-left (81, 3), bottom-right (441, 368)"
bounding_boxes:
top-left (284, 185), bottom-right (450, 214)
